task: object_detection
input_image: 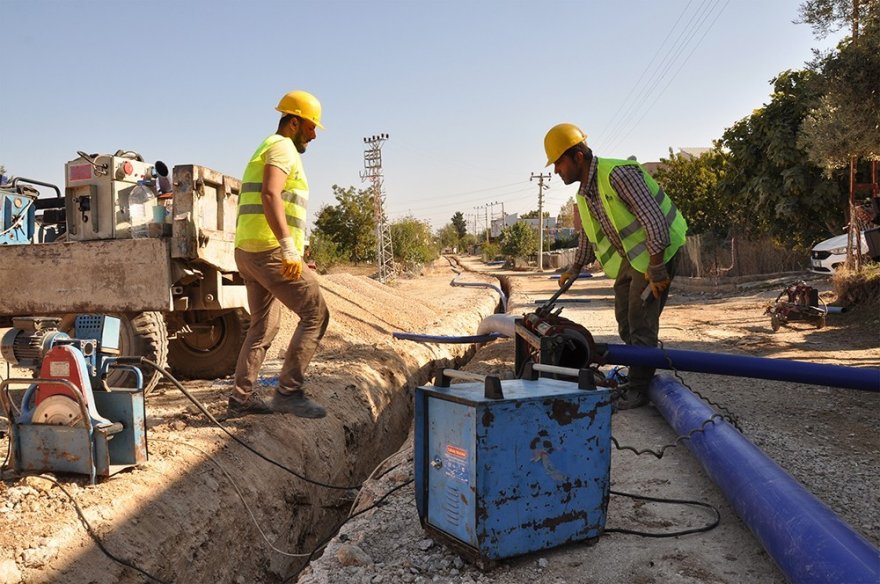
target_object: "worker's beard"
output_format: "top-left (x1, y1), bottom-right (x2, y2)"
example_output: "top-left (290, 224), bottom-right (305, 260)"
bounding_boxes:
top-left (292, 131), bottom-right (308, 154)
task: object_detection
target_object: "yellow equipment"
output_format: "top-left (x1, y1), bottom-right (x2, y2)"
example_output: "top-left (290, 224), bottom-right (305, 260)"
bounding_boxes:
top-left (276, 90), bottom-right (324, 129)
top-left (544, 123), bottom-right (587, 166)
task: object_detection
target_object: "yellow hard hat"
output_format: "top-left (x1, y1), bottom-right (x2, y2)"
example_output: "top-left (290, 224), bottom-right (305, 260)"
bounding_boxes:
top-left (544, 123), bottom-right (587, 166)
top-left (276, 90), bottom-right (324, 129)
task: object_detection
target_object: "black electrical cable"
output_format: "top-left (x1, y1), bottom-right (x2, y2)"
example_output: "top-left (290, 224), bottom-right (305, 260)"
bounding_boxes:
top-left (152, 438), bottom-right (314, 559)
top-left (134, 358), bottom-right (361, 491)
top-left (37, 475), bottom-right (169, 583)
top-left (605, 489), bottom-right (720, 538)
top-left (611, 413), bottom-right (728, 459)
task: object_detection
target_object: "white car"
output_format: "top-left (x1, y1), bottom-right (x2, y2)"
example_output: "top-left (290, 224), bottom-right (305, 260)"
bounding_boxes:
top-left (810, 232), bottom-right (869, 274)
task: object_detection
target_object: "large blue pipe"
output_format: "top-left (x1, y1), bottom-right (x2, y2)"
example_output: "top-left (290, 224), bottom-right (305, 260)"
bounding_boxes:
top-left (650, 375), bottom-right (880, 583)
top-left (603, 344), bottom-right (879, 391)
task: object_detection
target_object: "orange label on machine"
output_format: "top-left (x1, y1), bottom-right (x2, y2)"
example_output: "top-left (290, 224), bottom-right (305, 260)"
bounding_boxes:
top-left (446, 445), bottom-right (468, 459)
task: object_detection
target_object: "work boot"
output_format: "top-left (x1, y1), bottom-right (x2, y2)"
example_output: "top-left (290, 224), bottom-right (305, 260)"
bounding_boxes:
top-left (226, 394), bottom-right (273, 419)
top-left (272, 389), bottom-right (326, 419)
top-left (613, 382), bottom-right (649, 412)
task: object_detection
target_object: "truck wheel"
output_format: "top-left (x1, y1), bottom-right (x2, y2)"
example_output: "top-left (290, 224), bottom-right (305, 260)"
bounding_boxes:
top-left (109, 311), bottom-right (169, 395)
top-left (168, 309), bottom-right (249, 380)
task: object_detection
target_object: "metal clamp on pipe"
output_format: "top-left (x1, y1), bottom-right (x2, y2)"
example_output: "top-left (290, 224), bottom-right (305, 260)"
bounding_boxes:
top-left (435, 368), bottom-right (504, 399)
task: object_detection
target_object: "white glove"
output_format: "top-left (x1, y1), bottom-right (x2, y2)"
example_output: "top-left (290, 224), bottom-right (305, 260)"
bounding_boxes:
top-left (279, 237), bottom-right (302, 280)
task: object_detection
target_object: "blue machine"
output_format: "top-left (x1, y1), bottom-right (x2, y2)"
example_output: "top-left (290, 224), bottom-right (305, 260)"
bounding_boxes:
top-left (415, 375), bottom-right (612, 566)
top-left (0, 179), bottom-right (38, 244)
top-left (0, 316), bottom-right (148, 484)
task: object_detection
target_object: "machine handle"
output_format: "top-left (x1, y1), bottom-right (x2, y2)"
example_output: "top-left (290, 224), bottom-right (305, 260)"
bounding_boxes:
top-left (8, 177), bottom-right (62, 199)
top-left (436, 369), bottom-right (504, 400)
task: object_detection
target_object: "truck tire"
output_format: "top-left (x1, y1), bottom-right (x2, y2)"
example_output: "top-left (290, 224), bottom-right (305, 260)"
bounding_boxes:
top-left (108, 311), bottom-right (169, 395)
top-left (168, 309), bottom-right (249, 380)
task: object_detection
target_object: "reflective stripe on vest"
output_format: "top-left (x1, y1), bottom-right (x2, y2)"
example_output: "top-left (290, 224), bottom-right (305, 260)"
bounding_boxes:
top-left (234, 134), bottom-right (309, 253)
top-left (576, 158), bottom-right (687, 278)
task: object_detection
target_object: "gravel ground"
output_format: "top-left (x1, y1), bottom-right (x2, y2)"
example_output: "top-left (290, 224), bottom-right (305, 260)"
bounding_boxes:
top-left (299, 258), bottom-right (880, 584)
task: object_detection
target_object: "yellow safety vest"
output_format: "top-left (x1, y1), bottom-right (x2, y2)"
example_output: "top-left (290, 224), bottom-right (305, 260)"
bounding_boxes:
top-left (234, 134), bottom-right (309, 253)
top-left (576, 158), bottom-right (687, 278)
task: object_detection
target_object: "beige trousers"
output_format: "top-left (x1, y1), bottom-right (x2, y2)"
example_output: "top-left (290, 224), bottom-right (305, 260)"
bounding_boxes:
top-left (233, 247), bottom-right (330, 401)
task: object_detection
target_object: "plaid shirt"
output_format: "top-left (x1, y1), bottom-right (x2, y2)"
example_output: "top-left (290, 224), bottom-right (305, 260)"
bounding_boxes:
top-left (573, 156), bottom-right (670, 269)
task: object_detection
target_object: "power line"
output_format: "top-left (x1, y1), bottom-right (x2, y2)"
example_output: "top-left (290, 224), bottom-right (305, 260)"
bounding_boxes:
top-left (606, 0), bottom-right (730, 153)
top-left (603, 0), bottom-right (729, 154)
top-left (598, 0), bottom-right (697, 140)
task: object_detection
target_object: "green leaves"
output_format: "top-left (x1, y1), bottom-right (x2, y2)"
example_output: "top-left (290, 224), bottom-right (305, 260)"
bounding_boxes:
top-left (313, 185), bottom-right (377, 263)
top-left (499, 221), bottom-right (538, 258)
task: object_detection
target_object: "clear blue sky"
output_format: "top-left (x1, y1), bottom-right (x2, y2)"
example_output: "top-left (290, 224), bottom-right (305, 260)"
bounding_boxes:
top-left (1, 0), bottom-right (842, 232)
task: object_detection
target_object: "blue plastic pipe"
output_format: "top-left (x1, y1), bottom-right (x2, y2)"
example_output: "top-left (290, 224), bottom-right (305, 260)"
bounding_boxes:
top-left (650, 374), bottom-right (880, 583)
top-left (603, 344), bottom-right (880, 391)
top-left (450, 272), bottom-right (508, 312)
top-left (548, 273), bottom-right (593, 280)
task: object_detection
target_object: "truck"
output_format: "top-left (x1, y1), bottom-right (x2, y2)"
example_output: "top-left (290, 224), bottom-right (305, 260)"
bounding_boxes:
top-left (0, 150), bottom-right (250, 393)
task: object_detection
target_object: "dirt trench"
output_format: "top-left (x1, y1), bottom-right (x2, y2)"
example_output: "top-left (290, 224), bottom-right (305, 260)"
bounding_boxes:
top-left (0, 262), bottom-right (508, 583)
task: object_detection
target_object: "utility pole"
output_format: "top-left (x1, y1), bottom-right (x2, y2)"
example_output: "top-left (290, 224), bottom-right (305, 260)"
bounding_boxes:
top-left (475, 205), bottom-right (489, 243)
top-left (487, 201), bottom-right (502, 238)
top-left (361, 133), bottom-right (395, 283)
top-left (531, 172), bottom-right (552, 272)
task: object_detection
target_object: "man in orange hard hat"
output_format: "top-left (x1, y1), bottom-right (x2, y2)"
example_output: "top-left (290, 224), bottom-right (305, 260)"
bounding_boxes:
top-left (228, 90), bottom-right (329, 419)
top-left (544, 123), bottom-right (688, 409)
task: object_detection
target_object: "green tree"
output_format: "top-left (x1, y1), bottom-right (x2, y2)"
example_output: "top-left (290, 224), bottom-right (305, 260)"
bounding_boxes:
top-left (313, 185), bottom-right (376, 263)
top-left (450, 211), bottom-right (467, 239)
top-left (391, 216), bottom-right (438, 269)
top-left (719, 70), bottom-right (848, 248)
top-left (557, 197), bottom-right (576, 229)
top-left (653, 144), bottom-right (737, 237)
top-left (436, 223), bottom-right (460, 250)
top-left (500, 221), bottom-right (538, 258)
top-left (799, 9), bottom-right (880, 170)
top-left (521, 209), bottom-right (550, 220)
top-left (797, 0), bottom-right (875, 40)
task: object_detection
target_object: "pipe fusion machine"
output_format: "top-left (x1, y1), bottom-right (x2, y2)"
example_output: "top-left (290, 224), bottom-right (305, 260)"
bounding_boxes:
top-left (1, 316), bottom-right (148, 483)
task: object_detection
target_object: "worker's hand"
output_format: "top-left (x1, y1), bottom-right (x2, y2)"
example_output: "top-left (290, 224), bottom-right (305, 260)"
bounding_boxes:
top-left (279, 237), bottom-right (303, 281)
top-left (558, 265), bottom-right (581, 288)
top-left (644, 262), bottom-right (670, 300)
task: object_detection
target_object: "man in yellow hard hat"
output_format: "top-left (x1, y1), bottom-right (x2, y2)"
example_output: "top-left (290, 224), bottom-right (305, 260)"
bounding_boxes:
top-left (544, 123), bottom-right (687, 409)
top-left (228, 90), bottom-right (329, 419)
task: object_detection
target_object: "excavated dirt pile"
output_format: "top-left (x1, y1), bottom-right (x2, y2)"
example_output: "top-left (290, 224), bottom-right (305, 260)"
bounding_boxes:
top-left (0, 261), bottom-right (502, 583)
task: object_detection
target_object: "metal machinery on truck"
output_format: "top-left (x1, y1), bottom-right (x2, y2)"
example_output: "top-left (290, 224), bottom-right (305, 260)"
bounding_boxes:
top-left (0, 151), bottom-right (250, 392)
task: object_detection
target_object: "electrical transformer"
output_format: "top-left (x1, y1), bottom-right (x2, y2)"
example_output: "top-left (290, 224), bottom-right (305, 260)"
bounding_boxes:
top-left (415, 377), bottom-right (611, 566)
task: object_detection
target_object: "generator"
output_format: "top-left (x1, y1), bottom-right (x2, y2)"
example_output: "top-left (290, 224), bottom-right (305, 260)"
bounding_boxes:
top-left (0, 316), bottom-right (148, 483)
top-left (414, 372), bottom-right (611, 567)
top-left (64, 150), bottom-right (169, 241)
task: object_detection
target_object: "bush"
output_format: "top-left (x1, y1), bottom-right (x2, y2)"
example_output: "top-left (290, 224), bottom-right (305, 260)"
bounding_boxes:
top-left (308, 232), bottom-right (344, 274)
top-left (481, 243), bottom-right (501, 262)
top-left (391, 217), bottom-right (438, 274)
top-left (833, 263), bottom-right (880, 306)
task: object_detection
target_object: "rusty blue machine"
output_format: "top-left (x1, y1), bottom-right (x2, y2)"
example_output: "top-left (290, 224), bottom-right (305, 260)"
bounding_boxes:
top-left (0, 315), bottom-right (148, 484)
top-left (0, 177), bottom-right (66, 245)
top-left (414, 368), bottom-right (611, 567)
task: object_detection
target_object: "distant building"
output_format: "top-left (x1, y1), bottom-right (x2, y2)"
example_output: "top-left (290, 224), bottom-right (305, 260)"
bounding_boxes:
top-left (490, 212), bottom-right (518, 238)
top-left (642, 147), bottom-right (711, 176)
